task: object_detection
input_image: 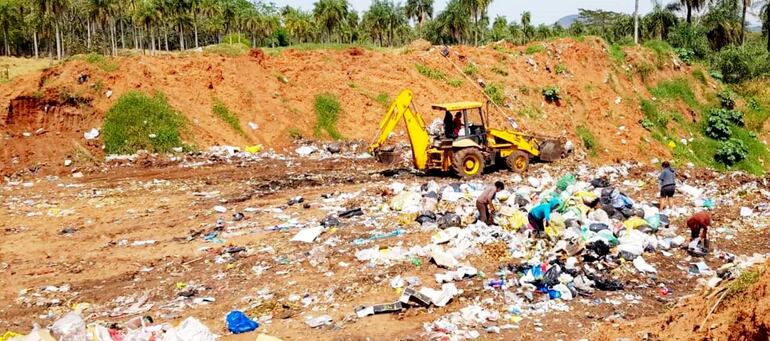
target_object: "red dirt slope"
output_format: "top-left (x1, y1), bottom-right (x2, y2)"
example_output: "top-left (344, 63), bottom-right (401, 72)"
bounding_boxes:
top-left (0, 37), bottom-right (714, 175)
top-left (595, 263), bottom-right (770, 341)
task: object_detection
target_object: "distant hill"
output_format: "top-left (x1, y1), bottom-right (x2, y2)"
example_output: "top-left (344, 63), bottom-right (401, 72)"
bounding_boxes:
top-left (556, 14), bottom-right (580, 28)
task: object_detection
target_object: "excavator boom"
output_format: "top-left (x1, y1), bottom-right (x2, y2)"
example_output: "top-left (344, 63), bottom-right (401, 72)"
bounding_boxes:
top-left (368, 89), bottom-right (431, 170)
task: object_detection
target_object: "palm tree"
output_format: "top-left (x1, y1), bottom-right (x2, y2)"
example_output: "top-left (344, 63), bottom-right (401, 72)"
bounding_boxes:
top-left (754, 0), bottom-right (769, 51)
top-left (460, 0), bottom-right (491, 45)
top-left (740, 0), bottom-right (751, 45)
top-left (86, 0), bottom-right (116, 55)
top-left (435, 0), bottom-right (469, 44)
top-left (135, 0), bottom-right (158, 54)
top-left (680, 0), bottom-right (706, 24)
top-left (644, 2), bottom-right (679, 40)
top-left (489, 15), bottom-right (509, 41)
top-left (521, 11), bottom-right (533, 42)
top-left (313, 0), bottom-right (349, 43)
top-left (0, 0), bottom-right (17, 56)
top-left (405, 0), bottom-right (432, 37)
top-left (284, 7), bottom-right (314, 44)
top-left (36, 0), bottom-right (69, 59)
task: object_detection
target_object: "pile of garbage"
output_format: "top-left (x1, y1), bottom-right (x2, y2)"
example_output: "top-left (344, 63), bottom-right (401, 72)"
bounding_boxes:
top-left (346, 164), bottom-right (768, 337)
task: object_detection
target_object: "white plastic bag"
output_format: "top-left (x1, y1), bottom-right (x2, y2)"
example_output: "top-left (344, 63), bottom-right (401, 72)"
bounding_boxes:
top-left (51, 312), bottom-right (86, 341)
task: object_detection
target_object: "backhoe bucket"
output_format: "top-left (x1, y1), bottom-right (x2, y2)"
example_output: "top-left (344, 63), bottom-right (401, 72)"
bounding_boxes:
top-left (537, 139), bottom-right (565, 162)
top-left (376, 149), bottom-right (402, 165)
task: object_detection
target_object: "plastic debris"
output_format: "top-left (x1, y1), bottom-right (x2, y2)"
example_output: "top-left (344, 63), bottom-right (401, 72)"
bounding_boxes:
top-left (226, 310), bottom-right (259, 334)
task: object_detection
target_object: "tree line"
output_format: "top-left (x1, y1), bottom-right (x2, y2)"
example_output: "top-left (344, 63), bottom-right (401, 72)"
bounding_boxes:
top-left (0, 0), bottom-right (767, 61)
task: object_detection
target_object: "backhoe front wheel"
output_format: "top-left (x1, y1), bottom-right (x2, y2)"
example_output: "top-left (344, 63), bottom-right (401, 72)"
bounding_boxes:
top-left (506, 151), bottom-right (530, 174)
top-left (453, 148), bottom-right (485, 178)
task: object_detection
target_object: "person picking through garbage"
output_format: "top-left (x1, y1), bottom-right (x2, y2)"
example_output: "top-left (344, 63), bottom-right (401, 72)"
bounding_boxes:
top-left (658, 161), bottom-right (676, 210)
top-left (687, 211), bottom-right (712, 250)
top-left (476, 181), bottom-right (504, 225)
top-left (528, 198), bottom-right (560, 237)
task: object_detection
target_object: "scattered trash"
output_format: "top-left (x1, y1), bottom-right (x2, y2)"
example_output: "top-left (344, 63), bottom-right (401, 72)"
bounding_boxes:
top-left (226, 310), bottom-right (259, 334)
top-left (304, 315), bottom-right (332, 328)
top-left (84, 128), bottom-right (100, 140)
top-left (291, 226), bottom-right (324, 243)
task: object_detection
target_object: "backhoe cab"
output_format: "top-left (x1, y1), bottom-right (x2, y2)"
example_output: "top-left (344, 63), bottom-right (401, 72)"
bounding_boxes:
top-left (369, 89), bottom-right (564, 177)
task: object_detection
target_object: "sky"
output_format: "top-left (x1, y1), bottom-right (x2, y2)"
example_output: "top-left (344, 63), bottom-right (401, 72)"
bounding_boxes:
top-left (268, 0), bottom-right (659, 25)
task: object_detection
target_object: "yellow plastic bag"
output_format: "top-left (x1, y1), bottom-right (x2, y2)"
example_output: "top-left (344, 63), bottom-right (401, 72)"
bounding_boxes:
top-left (505, 210), bottom-right (527, 232)
top-left (623, 216), bottom-right (648, 230)
top-left (1, 332), bottom-right (22, 341)
top-left (545, 213), bottom-right (566, 238)
top-left (245, 145), bottom-right (263, 154)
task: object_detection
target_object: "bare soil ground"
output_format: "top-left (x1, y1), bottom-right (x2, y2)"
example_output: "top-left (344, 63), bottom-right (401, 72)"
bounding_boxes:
top-left (2, 155), bottom-right (769, 340)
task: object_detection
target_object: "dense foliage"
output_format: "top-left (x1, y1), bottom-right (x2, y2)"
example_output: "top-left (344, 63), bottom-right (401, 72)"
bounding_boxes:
top-left (0, 0), bottom-right (765, 80)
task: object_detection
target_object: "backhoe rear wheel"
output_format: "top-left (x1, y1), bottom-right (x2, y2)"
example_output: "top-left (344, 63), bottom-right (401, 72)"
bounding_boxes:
top-left (453, 148), bottom-right (485, 178)
top-left (506, 151), bottom-right (530, 174)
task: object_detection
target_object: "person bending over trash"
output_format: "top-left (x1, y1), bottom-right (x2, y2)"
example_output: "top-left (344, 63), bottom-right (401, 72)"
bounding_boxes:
top-left (658, 161), bottom-right (676, 210)
top-left (476, 181), bottom-right (504, 225)
top-left (687, 211), bottom-right (712, 251)
top-left (528, 198), bottom-right (560, 237)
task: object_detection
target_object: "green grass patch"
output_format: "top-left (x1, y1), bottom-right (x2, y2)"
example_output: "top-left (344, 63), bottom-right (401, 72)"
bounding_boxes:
top-left (555, 64), bottom-right (568, 75)
top-left (727, 268), bottom-right (764, 298)
top-left (643, 40), bottom-right (673, 68)
top-left (314, 93), bottom-right (343, 140)
top-left (637, 63), bottom-right (654, 83)
top-left (649, 78), bottom-right (699, 109)
top-left (609, 44), bottom-right (625, 63)
top-left (491, 64), bottom-right (509, 76)
top-left (576, 125), bottom-right (598, 156)
top-left (103, 91), bottom-right (186, 154)
top-left (374, 92), bottom-right (389, 107)
top-left (745, 97), bottom-right (770, 132)
top-left (492, 45), bottom-right (512, 54)
top-left (692, 68), bottom-right (707, 84)
top-left (446, 78), bottom-right (464, 87)
top-left (463, 63), bottom-right (478, 76)
top-left (519, 104), bottom-right (543, 119)
top-left (484, 83), bottom-right (505, 105)
top-left (212, 100), bottom-right (245, 136)
top-left (416, 63), bottom-right (447, 81)
top-left (525, 45), bottom-right (546, 54)
top-left (204, 43), bottom-right (250, 56)
top-left (263, 43), bottom-right (388, 54)
top-left (84, 53), bottom-right (118, 72)
top-left (287, 128), bottom-right (304, 140)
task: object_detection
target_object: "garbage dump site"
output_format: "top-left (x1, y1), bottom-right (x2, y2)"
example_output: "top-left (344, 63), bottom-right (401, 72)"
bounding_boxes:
top-left (2, 143), bottom-right (770, 340)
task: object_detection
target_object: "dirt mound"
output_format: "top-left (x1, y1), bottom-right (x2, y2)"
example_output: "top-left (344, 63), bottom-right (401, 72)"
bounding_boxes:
top-left (595, 263), bottom-right (770, 341)
top-left (408, 39), bottom-right (432, 51)
top-left (347, 47), bottom-right (365, 56)
top-left (248, 48), bottom-right (267, 64)
top-left (0, 38), bottom-right (715, 176)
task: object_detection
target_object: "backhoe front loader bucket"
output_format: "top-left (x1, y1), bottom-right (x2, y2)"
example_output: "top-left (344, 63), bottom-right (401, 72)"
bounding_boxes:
top-left (375, 148), bottom-right (402, 165)
top-left (537, 138), bottom-right (566, 162)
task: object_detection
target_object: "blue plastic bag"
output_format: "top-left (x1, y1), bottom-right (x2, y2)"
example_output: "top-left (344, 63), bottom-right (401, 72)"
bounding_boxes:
top-left (548, 289), bottom-right (561, 299)
top-left (226, 311), bottom-right (258, 334)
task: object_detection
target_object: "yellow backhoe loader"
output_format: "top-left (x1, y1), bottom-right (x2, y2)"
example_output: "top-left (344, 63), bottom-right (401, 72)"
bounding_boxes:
top-left (369, 89), bottom-right (565, 177)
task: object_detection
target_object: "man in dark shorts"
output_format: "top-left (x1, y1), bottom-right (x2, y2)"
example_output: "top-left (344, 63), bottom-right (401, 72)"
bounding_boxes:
top-left (658, 161), bottom-right (676, 210)
top-left (687, 211), bottom-right (712, 249)
top-left (476, 181), bottom-right (504, 225)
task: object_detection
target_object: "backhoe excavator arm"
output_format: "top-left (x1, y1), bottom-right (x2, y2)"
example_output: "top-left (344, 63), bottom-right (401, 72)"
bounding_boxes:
top-left (368, 89), bottom-right (431, 170)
